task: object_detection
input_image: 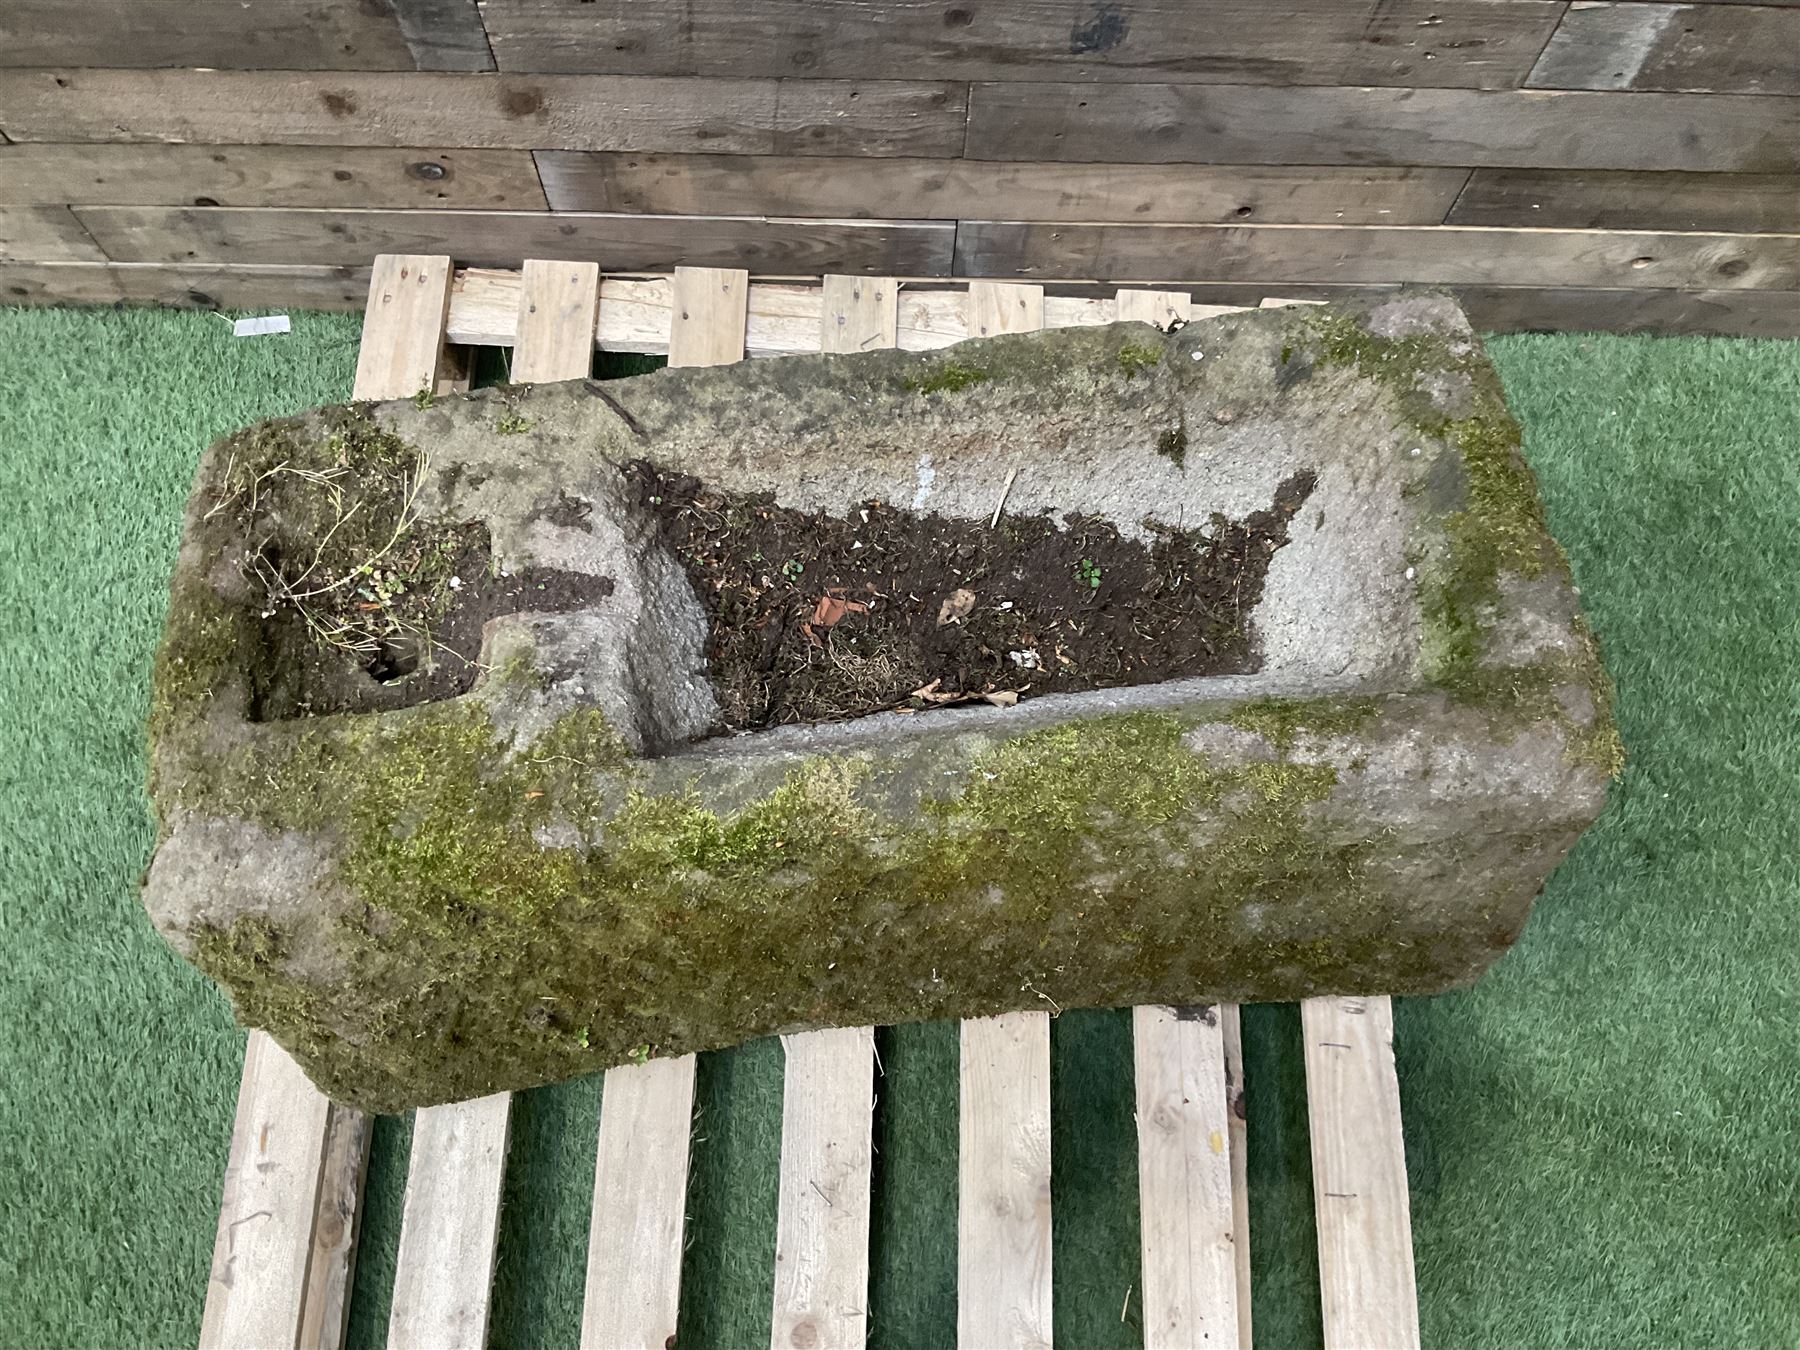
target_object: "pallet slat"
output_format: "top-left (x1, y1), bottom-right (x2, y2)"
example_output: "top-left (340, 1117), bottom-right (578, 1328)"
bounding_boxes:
top-left (387, 1095), bottom-right (513, 1349)
top-left (1132, 1005), bottom-right (1241, 1349)
top-left (770, 1027), bottom-right (877, 1350)
top-left (958, 1012), bottom-right (1054, 1350)
top-left (581, 1053), bottom-right (701, 1350)
top-left (512, 258), bottom-right (602, 381)
top-left (819, 274), bottom-right (897, 354)
top-left (199, 1036), bottom-right (335, 1350)
top-left (1220, 1004), bottom-right (1253, 1350)
top-left (1303, 995), bottom-right (1420, 1350)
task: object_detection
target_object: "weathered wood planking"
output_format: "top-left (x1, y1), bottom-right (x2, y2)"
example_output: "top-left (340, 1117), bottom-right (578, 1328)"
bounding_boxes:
top-left (958, 1012), bottom-right (1054, 1349)
top-left (1448, 169), bottom-right (1800, 232)
top-left (770, 1027), bottom-right (877, 1350)
top-left (71, 207), bottom-right (955, 275)
top-left (511, 257), bottom-right (601, 379)
top-left (967, 278), bottom-right (1045, 336)
top-left (955, 222), bottom-right (1800, 291)
top-left (198, 1037), bottom-right (335, 1350)
top-left (437, 267), bottom-right (1800, 347)
top-left (1452, 282), bottom-right (1800, 334)
top-left (387, 1095), bottom-right (513, 1349)
top-left (352, 254), bottom-right (457, 401)
top-left (1529, 2), bottom-right (1800, 94)
top-left (1115, 287), bottom-right (1196, 327)
top-left (1219, 1004), bottom-right (1253, 1350)
top-left (0, 143), bottom-right (545, 209)
top-left (1132, 1005), bottom-right (1241, 1350)
top-left (963, 82), bottom-right (1800, 172)
top-left (667, 264), bottom-right (752, 363)
top-left (480, 0), bottom-right (1563, 89)
top-left (0, 70), bottom-right (966, 157)
top-left (820, 274), bottom-right (898, 353)
top-left (582, 1054), bottom-right (700, 1349)
top-left (535, 152), bottom-right (1471, 225)
top-left (0, 0), bottom-right (484, 71)
top-left (0, 261), bottom-right (372, 310)
top-left (1302, 996), bottom-right (1419, 1350)
top-left (0, 206), bottom-right (103, 263)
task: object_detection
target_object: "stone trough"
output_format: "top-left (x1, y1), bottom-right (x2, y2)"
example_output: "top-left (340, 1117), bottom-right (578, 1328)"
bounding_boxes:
top-left (144, 293), bottom-right (1616, 1113)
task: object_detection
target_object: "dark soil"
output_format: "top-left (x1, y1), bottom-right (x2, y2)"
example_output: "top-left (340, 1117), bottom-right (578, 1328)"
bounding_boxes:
top-left (628, 461), bottom-right (1316, 731)
top-left (247, 528), bottom-right (610, 722)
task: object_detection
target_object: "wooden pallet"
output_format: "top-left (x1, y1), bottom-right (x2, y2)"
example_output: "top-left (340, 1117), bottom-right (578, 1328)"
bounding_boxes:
top-left (197, 255), bottom-right (1419, 1350)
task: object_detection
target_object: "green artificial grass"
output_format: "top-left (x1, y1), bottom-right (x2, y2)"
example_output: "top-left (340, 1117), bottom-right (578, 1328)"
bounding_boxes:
top-left (2, 307), bottom-right (1796, 1348)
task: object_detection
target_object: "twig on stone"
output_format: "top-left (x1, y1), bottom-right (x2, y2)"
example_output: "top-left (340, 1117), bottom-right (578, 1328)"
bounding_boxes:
top-left (584, 379), bottom-right (646, 438)
top-left (990, 464), bottom-right (1020, 528)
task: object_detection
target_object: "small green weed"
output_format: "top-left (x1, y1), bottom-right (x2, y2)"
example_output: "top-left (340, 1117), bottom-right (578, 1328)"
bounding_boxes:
top-left (1076, 558), bottom-right (1103, 589)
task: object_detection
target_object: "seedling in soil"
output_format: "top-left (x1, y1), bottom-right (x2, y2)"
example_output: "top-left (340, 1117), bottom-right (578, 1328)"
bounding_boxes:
top-left (1077, 557), bottom-right (1104, 589)
top-left (628, 1043), bottom-right (652, 1066)
top-left (781, 558), bottom-right (805, 581)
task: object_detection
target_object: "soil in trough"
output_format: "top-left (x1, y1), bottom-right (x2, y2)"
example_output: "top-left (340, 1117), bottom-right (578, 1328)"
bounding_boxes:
top-left (628, 461), bottom-right (1318, 732)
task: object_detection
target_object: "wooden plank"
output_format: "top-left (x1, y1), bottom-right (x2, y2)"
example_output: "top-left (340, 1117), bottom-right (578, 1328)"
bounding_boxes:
top-left (440, 268), bottom-right (1800, 345)
top-left (770, 1027), bottom-right (877, 1350)
top-left (1132, 1005), bottom-right (1240, 1350)
top-left (1529, 2), bottom-right (1800, 94)
top-left (297, 1105), bottom-right (373, 1350)
top-left (511, 258), bottom-right (601, 381)
top-left (667, 265), bottom-right (752, 365)
top-left (354, 254), bottom-right (455, 401)
top-left (70, 206), bottom-right (953, 276)
top-left (386, 0), bottom-right (496, 73)
top-left (0, 261), bottom-right (371, 310)
top-left (0, 71), bottom-right (966, 158)
top-left (1115, 288), bottom-right (1194, 328)
top-left (581, 1054), bottom-right (700, 1350)
top-left (0, 206), bottom-right (103, 262)
top-left (963, 82), bottom-right (1800, 172)
top-left (0, 144), bottom-right (546, 209)
top-left (537, 153), bottom-right (1471, 225)
top-left (1447, 168), bottom-right (1800, 232)
top-left (966, 279), bottom-right (1046, 336)
top-left (820, 274), bottom-right (897, 353)
top-left (387, 1095), bottom-right (513, 1350)
top-left (954, 222), bottom-right (1800, 291)
top-left (1302, 995), bottom-right (1419, 1350)
top-left (481, 0), bottom-right (1563, 89)
top-left (958, 1011), bottom-right (1053, 1350)
top-left (1219, 1005), bottom-right (1252, 1350)
top-left (1452, 282), bottom-right (1800, 333)
top-left (199, 1036), bottom-right (334, 1350)
top-left (0, 0), bottom-right (414, 70)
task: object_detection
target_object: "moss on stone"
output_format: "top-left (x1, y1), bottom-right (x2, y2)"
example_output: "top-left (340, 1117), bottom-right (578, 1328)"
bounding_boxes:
top-left (1299, 305), bottom-right (1621, 775)
top-left (167, 699), bottom-right (1459, 1111)
top-left (1116, 341), bottom-right (1164, 376)
top-left (1156, 421), bottom-right (1189, 470)
top-left (903, 360), bottom-right (990, 395)
top-left (1225, 695), bottom-right (1383, 751)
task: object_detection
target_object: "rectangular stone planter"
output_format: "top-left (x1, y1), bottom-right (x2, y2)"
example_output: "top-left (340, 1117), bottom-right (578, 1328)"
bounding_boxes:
top-left (144, 293), bottom-right (1616, 1112)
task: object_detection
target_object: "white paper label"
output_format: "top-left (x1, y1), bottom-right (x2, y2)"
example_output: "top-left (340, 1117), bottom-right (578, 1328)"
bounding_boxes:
top-left (232, 314), bottom-right (292, 337)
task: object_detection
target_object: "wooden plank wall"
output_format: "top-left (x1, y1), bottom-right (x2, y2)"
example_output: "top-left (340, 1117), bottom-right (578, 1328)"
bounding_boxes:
top-left (3, 4), bottom-right (1798, 334)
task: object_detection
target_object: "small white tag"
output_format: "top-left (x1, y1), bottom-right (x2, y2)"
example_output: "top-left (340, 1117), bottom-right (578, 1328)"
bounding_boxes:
top-left (232, 314), bottom-right (291, 338)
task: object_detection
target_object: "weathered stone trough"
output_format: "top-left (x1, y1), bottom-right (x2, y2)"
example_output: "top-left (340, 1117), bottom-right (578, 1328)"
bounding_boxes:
top-left (144, 294), bottom-right (1616, 1113)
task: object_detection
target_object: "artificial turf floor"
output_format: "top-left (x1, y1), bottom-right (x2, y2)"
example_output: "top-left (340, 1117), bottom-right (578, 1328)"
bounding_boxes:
top-left (1, 306), bottom-right (1795, 1348)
